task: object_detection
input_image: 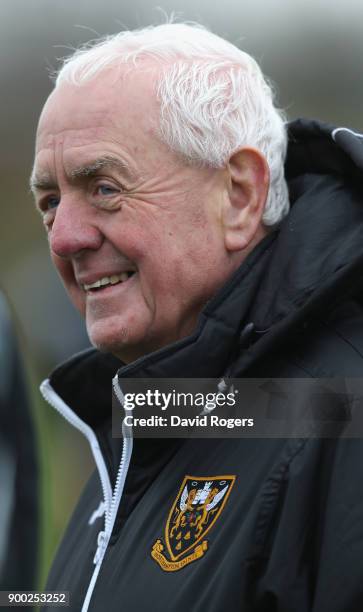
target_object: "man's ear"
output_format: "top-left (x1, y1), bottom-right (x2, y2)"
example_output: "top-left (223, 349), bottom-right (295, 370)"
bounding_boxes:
top-left (222, 147), bottom-right (270, 252)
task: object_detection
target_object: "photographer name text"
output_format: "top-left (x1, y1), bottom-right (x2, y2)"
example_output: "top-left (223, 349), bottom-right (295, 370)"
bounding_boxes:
top-left (123, 414), bottom-right (254, 429)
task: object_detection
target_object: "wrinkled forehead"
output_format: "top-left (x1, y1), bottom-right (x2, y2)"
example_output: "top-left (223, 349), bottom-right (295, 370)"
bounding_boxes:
top-left (35, 65), bottom-right (161, 152)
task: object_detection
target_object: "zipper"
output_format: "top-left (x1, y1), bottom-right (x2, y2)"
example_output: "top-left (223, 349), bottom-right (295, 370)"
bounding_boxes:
top-left (40, 380), bottom-right (113, 512)
top-left (40, 375), bottom-right (133, 612)
top-left (88, 500), bottom-right (106, 526)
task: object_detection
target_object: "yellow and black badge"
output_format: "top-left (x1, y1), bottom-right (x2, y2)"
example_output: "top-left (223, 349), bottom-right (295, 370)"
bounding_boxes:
top-left (151, 475), bottom-right (236, 572)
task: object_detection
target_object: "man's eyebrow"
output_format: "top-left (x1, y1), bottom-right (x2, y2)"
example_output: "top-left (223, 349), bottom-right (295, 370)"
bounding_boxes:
top-left (30, 156), bottom-right (132, 194)
top-left (69, 156), bottom-right (132, 180)
top-left (29, 172), bottom-right (57, 194)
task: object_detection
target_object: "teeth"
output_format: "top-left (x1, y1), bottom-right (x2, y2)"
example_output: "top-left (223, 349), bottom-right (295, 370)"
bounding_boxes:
top-left (86, 279), bottom-right (102, 289)
top-left (83, 273), bottom-right (133, 291)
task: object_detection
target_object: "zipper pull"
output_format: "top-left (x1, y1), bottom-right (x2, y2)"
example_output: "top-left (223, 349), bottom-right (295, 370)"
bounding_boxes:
top-left (93, 530), bottom-right (109, 565)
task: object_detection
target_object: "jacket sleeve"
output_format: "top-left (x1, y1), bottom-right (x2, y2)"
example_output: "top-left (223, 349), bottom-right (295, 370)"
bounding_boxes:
top-left (252, 437), bottom-right (363, 612)
top-left (310, 438), bottom-right (363, 612)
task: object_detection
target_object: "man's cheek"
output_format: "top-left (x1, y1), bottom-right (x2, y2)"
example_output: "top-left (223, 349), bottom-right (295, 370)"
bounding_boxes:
top-left (52, 258), bottom-right (85, 312)
top-left (71, 288), bottom-right (86, 315)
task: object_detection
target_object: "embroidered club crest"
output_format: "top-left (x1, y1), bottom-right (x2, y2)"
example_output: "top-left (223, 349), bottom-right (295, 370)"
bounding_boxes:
top-left (151, 474), bottom-right (236, 571)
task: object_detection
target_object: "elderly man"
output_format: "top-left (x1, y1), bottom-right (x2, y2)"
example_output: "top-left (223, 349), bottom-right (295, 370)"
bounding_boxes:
top-left (31, 23), bottom-right (363, 612)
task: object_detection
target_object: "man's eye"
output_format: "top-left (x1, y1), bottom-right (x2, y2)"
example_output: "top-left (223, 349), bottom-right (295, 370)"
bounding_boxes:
top-left (96, 184), bottom-right (119, 196)
top-left (45, 196), bottom-right (60, 210)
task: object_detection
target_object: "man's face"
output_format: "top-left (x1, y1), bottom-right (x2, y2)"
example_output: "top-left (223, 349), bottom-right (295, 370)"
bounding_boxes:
top-left (32, 68), bottom-right (237, 362)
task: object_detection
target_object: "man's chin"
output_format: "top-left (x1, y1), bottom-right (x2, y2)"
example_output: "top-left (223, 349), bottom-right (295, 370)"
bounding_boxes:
top-left (87, 322), bottom-right (128, 354)
top-left (86, 321), bottom-right (151, 364)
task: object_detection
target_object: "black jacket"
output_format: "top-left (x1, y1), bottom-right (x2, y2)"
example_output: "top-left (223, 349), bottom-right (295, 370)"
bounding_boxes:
top-left (41, 119), bottom-right (363, 612)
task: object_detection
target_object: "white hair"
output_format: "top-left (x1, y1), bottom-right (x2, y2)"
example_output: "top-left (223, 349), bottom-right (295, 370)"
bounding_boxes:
top-left (55, 23), bottom-right (289, 226)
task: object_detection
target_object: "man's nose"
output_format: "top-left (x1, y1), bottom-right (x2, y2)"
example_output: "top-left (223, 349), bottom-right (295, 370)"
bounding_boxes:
top-left (49, 197), bottom-right (103, 258)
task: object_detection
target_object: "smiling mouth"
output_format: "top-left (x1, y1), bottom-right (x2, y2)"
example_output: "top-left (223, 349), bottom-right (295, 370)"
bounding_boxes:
top-left (83, 272), bottom-right (135, 292)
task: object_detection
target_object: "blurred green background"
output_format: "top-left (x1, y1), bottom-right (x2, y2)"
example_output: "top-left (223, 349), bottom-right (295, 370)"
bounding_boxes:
top-left (1, 0), bottom-right (362, 589)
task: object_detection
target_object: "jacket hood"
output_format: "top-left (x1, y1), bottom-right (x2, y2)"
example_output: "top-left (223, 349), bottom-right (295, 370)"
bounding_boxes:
top-left (252, 119), bottom-right (363, 330)
top-left (47, 119), bottom-right (363, 422)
